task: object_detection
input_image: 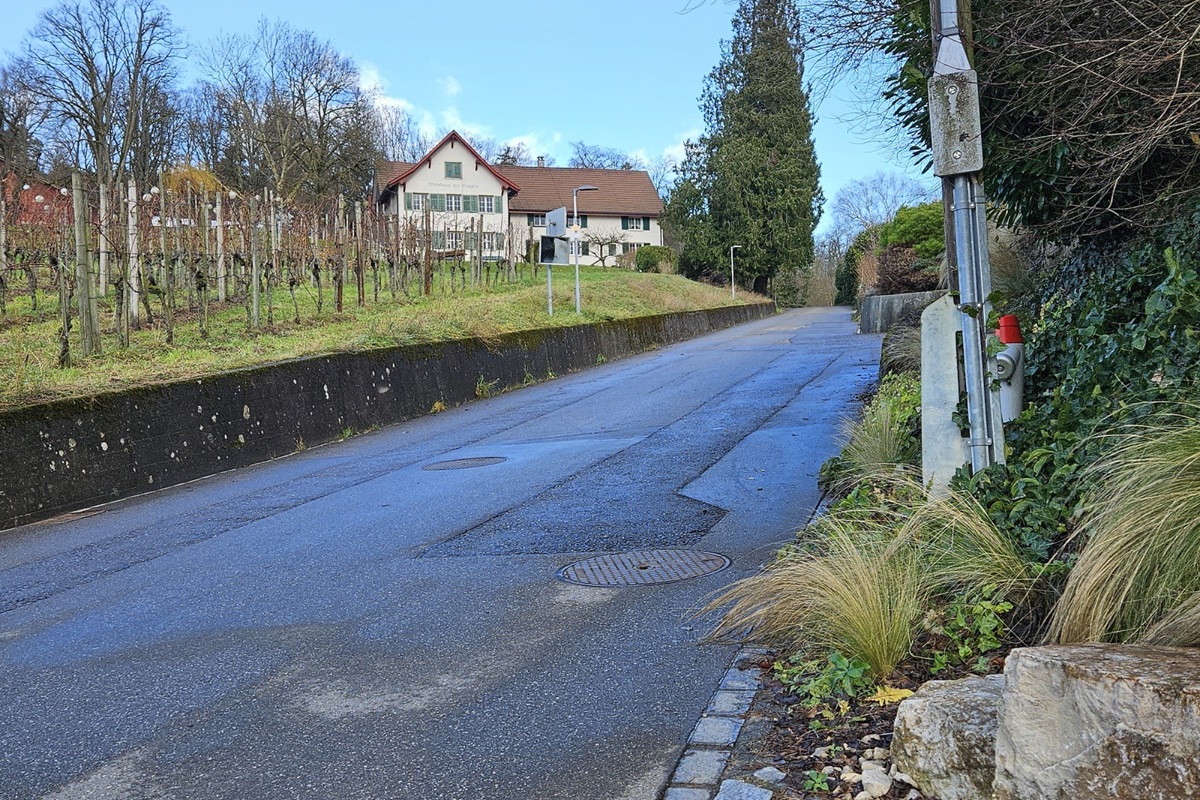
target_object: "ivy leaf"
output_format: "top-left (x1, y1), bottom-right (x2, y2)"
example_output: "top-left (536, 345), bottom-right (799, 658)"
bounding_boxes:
top-left (866, 686), bottom-right (914, 706)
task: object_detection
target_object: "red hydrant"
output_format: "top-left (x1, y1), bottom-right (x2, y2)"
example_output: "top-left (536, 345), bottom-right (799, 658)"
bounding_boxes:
top-left (995, 315), bottom-right (1025, 422)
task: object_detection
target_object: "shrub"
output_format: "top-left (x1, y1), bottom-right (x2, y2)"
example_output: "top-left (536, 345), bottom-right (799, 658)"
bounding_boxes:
top-left (876, 244), bottom-right (941, 295)
top-left (822, 373), bottom-right (921, 492)
top-left (879, 203), bottom-right (945, 259)
top-left (1048, 409), bottom-right (1200, 646)
top-left (635, 245), bottom-right (676, 273)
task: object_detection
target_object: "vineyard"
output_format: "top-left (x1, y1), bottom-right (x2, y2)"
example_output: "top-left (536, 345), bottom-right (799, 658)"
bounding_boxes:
top-left (0, 173), bottom-right (750, 411)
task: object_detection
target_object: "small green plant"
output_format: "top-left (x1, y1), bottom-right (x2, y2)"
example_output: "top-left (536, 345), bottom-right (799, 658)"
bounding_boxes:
top-left (926, 585), bottom-right (1013, 674)
top-left (595, 353), bottom-right (607, 364)
top-left (339, 426), bottom-right (354, 441)
top-left (802, 770), bottom-right (831, 792)
top-left (775, 651), bottom-right (874, 705)
top-left (430, 399), bottom-right (447, 413)
top-left (294, 436), bottom-right (307, 453)
top-left (475, 374), bottom-right (500, 399)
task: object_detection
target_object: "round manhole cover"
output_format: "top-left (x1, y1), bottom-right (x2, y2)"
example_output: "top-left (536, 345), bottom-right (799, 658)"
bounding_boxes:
top-left (423, 456), bottom-right (508, 471)
top-left (558, 549), bottom-right (731, 587)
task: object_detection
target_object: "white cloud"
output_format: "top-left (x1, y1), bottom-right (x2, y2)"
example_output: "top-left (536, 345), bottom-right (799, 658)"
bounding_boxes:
top-left (439, 76), bottom-right (462, 98)
top-left (663, 128), bottom-right (701, 164)
top-left (360, 63), bottom-right (414, 112)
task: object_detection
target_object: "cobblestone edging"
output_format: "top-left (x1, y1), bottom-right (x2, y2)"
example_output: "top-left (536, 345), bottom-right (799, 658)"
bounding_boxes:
top-left (664, 646), bottom-right (772, 800)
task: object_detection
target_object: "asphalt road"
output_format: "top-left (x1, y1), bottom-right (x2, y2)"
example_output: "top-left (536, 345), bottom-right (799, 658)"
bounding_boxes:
top-left (0, 306), bottom-right (880, 800)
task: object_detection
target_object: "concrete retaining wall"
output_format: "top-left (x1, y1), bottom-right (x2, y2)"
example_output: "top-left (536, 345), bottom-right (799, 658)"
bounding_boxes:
top-left (859, 290), bottom-right (946, 333)
top-left (0, 303), bottom-right (775, 529)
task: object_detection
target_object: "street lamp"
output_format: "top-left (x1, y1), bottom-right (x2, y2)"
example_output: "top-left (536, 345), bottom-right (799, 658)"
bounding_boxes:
top-left (730, 245), bottom-right (741, 299)
top-left (572, 184), bottom-right (598, 313)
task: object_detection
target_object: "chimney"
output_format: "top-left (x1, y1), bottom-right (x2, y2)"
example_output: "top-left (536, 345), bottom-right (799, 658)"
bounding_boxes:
top-left (537, 156), bottom-right (545, 168)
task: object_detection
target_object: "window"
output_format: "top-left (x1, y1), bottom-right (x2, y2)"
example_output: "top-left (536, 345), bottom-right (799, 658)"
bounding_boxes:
top-left (528, 213), bottom-right (546, 227)
top-left (479, 195), bottom-right (494, 213)
top-left (622, 216), bottom-right (645, 231)
top-left (482, 232), bottom-right (503, 250)
top-left (404, 192), bottom-right (427, 211)
top-left (445, 161), bottom-right (462, 179)
top-left (567, 215), bottom-right (588, 228)
top-left (447, 230), bottom-right (463, 250)
top-left (446, 194), bottom-right (462, 212)
top-left (623, 242), bottom-right (645, 254)
top-left (608, 244), bottom-right (617, 257)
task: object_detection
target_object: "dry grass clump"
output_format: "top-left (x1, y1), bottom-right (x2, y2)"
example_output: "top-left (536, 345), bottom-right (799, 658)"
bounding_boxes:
top-left (708, 474), bottom-right (1038, 679)
top-left (708, 512), bottom-right (926, 679)
top-left (1048, 411), bottom-right (1200, 646)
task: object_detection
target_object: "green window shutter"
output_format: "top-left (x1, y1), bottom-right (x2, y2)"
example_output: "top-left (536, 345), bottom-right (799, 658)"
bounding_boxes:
top-left (581, 215), bottom-right (588, 228)
top-left (580, 241), bottom-right (590, 256)
top-left (466, 232), bottom-right (477, 250)
top-left (496, 233), bottom-right (505, 249)
top-left (642, 216), bottom-right (651, 231)
top-left (496, 195), bottom-right (503, 214)
top-left (431, 194), bottom-right (446, 212)
top-left (463, 194), bottom-right (478, 213)
top-left (527, 213), bottom-right (534, 225)
top-left (433, 231), bottom-right (446, 249)
top-left (404, 192), bottom-right (412, 211)
top-left (621, 217), bottom-right (629, 230)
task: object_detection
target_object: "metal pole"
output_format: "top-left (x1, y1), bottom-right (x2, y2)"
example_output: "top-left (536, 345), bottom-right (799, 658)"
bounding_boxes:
top-left (573, 191), bottom-right (580, 314)
top-left (928, 0), bottom-right (1005, 472)
top-left (547, 264), bottom-right (553, 316)
top-left (730, 245), bottom-right (740, 299)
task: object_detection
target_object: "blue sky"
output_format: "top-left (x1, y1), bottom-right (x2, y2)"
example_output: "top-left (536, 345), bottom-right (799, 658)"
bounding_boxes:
top-left (1, 0), bottom-right (935, 231)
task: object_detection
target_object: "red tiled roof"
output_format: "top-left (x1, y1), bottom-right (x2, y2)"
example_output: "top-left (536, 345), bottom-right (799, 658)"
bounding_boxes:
top-left (379, 131), bottom-right (519, 194)
top-left (375, 161), bottom-right (413, 189)
top-left (494, 165), bottom-right (663, 217)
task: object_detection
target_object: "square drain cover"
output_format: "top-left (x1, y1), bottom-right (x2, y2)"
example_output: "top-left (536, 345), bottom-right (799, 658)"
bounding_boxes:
top-left (558, 549), bottom-right (730, 586)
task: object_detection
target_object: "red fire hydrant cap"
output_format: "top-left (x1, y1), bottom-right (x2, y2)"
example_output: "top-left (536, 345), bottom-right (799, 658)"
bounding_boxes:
top-left (997, 315), bottom-right (1024, 344)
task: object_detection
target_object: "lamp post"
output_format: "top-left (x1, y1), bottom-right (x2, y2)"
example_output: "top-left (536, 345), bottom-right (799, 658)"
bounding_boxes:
top-left (729, 245), bottom-right (741, 299)
top-left (572, 184), bottom-right (598, 313)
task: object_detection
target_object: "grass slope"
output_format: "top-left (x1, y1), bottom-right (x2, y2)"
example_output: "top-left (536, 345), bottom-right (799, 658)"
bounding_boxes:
top-left (1, 267), bottom-right (765, 411)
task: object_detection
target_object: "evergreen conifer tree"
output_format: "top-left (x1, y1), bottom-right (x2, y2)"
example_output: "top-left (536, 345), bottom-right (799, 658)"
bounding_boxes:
top-left (665, 0), bottom-right (822, 296)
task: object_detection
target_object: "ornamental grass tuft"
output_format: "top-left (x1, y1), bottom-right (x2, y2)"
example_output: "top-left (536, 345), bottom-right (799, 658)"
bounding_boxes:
top-left (1048, 410), bottom-right (1200, 646)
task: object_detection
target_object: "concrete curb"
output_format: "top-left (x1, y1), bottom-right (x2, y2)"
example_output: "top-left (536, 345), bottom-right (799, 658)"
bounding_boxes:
top-left (663, 646), bottom-right (771, 800)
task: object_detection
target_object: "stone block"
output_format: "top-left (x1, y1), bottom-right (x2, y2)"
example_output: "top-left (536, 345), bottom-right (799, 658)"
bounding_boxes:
top-left (713, 779), bottom-right (773, 800)
top-left (892, 674), bottom-right (1004, 800)
top-left (993, 644), bottom-right (1200, 800)
top-left (672, 749), bottom-right (730, 786)
top-left (690, 716), bottom-right (744, 746)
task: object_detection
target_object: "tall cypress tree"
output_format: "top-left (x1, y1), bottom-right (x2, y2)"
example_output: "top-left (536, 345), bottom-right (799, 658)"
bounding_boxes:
top-left (665, 0), bottom-right (822, 296)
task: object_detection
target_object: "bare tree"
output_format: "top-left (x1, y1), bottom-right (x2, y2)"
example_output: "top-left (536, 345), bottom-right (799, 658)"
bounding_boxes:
top-left (374, 104), bottom-right (431, 162)
top-left (493, 142), bottom-right (535, 166)
top-left (204, 19), bottom-right (378, 203)
top-left (582, 228), bottom-right (628, 267)
top-left (17, 0), bottom-right (180, 191)
top-left (646, 154), bottom-right (678, 198)
top-left (569, 141), bottom-right (645, 170)
top-left (830, 171), bottom-right (936, 232)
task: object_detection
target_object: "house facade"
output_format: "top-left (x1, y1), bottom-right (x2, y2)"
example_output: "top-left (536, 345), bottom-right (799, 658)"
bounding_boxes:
top-left (374, 131), bottom-right (663, 266)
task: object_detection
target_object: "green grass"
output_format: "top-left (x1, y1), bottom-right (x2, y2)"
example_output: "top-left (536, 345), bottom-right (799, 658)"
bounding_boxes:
top-left (0, 265), bottom-right (766, 411)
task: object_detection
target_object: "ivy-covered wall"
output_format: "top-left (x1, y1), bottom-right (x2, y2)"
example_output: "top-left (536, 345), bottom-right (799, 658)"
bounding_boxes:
top-left (0, 303), bottom-right (775, 529)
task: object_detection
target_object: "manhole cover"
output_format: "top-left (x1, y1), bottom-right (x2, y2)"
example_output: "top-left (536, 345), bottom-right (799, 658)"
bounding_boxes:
top-left (423, 456), bottom-right (508, 471)
top-left (557, 549), bottom-right (731, 587)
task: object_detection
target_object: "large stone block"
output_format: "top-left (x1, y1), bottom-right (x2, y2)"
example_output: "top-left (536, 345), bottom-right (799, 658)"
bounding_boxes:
top-left (994, 644), bottom-right (1200, 800)
top-left (892, 674), bottom-right (1004, 800)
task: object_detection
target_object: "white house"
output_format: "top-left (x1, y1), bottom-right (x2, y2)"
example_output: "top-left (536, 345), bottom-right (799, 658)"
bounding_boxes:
top-left (374, 131), bottom-right (663, 266)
